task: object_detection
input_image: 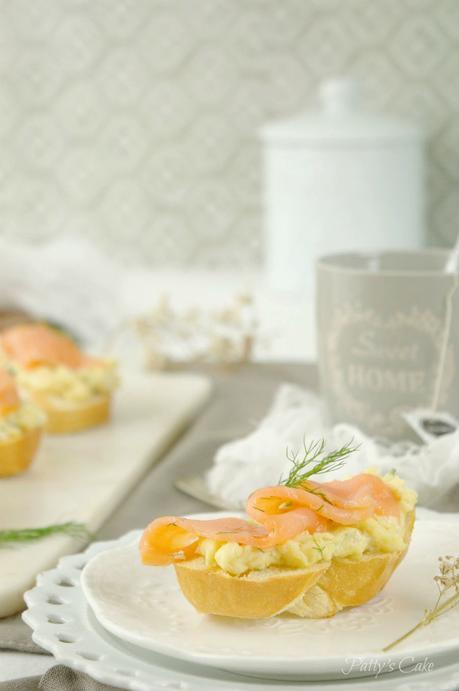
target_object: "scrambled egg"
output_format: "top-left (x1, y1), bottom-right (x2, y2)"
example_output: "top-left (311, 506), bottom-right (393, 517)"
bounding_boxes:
top-left (196, 473), bottom-right (417, 576)
top-left (14, 362), bottom-right (118, 404)
top-left (0, 403), bottom-right (46, 442)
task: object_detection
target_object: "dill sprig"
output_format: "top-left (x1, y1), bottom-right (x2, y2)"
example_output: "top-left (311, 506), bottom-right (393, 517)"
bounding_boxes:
top-left (312, 536), bottom-right (326, 560)
top-left (383, 555), bottom-right (459, 651)
top-left (0, 522), bottom-right (90, 544)
top-left (280, 438), bottom-right (358, 488)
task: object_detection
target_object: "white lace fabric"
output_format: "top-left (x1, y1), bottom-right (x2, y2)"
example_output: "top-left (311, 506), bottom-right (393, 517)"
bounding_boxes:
top-left (206, 384), bottom-right (459, 511)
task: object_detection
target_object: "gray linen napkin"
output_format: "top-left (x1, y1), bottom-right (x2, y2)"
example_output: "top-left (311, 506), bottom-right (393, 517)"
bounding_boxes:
top-left (0, 666), bottom-right (118, 690)
top-left (0, 363), bottom-right (314, 690)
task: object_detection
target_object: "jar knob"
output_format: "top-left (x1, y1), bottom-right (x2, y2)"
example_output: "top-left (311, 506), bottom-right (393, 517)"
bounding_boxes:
top-left (319, 78), bottom-right (360, 115)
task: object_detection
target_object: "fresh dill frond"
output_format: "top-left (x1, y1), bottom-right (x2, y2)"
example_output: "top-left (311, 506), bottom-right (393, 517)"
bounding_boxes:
top-left (304, 487), bottom-right (332, 503)
top-left (0, 522), bottom-right (90, 545)
top-left (312, 536), bottom-right (326, 560)
top-left (280, 438), bottom-right (358, 488)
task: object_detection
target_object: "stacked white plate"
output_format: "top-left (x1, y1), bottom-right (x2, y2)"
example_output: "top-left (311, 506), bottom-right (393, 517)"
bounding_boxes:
top-left (23, 513), bottom-right (459, 691)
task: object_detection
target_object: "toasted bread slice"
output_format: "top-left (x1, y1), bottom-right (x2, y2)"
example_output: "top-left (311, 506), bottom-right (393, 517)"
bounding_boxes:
top-left (30, 392), bottom-right (111, 434)
top-left (175, 560), bottom-right (329, 619)
top-left (175, 510), bottom-right (415, 619)
top-left (0, 427), bottom-right (42, 477)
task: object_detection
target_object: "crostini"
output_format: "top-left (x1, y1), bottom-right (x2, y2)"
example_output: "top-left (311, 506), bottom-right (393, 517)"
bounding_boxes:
top-left (0, 368), bottom-right (45, 476)
top-left (140, 444), bottom-right (417, 619)
top-left (0, 324), bottom-right (117, 434)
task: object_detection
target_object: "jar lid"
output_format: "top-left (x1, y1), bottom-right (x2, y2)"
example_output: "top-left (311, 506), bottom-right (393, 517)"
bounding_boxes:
top-left (261, 79), bottom-right (422, 146)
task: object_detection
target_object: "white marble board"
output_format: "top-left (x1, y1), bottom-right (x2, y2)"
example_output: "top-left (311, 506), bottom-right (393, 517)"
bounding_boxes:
top-left (0, 371), bottom-right (211, 617)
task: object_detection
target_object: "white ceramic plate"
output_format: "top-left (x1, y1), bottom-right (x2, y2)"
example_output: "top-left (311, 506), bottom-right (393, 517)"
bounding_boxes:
top-left (80, 514), bottom-right (459, 681)
top-left (23, 528), bottom-right (459, 691)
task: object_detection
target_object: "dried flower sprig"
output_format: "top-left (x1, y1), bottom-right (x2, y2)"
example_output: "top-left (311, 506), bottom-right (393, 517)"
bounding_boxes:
top-left (280, 438), bottom-right (358, 488)
top-left (0, 522), bottom-right (90, 545)
top-left (129, 293), bottom-right (259, 370)
top-left (383, 555), bottom-right (459, 651)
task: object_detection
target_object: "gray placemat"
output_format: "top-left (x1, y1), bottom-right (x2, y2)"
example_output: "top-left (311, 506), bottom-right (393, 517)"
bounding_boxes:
top-left (0, 363), bottom-right (314, 690)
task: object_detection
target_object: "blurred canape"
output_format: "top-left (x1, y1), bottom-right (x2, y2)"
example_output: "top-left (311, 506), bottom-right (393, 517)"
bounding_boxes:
top-left (0, 324), bottom-right (118, 434)
top-left (0, 367), bottom-right (45, 477)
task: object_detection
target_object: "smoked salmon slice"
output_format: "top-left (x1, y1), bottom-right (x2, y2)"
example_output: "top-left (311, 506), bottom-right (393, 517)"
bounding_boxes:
top-left (0, 368), bottom-right (20, 416)
top-left (140, 516), bottom-right (270, 565)
top-left (140, 473), bottom-right (400, 566)
top-left (0, 324), bottom-right (94, 370)
top-left (305, 474), bottom-right (401, 516)
top-left (247, 474), bottom-right (400, 530)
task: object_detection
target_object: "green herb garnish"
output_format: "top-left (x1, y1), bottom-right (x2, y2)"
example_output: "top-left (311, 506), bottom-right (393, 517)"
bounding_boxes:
top-left (312, 536), bottom-right (326, 560)
top-left (0, 522), bottom-right (90, 544)
top-left (280, 438), bottom-right (358, 488)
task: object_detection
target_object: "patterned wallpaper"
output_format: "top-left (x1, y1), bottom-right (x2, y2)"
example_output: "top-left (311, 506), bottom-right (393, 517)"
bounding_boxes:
top-left (0, 0), bottom-right (457, 267)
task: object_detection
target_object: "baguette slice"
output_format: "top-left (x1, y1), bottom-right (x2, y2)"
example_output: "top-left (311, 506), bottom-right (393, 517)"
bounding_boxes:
top-left (29, 392), bottom-right (111, 434)
top-left (175, 510), bottom-right (415, 619)
top-left (175, 560), bottom-right (329, 619)
top-left (0, 427), bottom-right (42, 477)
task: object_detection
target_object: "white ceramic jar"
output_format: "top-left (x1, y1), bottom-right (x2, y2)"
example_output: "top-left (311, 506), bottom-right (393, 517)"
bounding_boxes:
top-left (260, 79), bottom-right (425, 293)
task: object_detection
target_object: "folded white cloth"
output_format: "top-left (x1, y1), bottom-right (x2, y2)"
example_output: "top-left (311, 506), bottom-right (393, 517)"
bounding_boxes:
top-left (0, 236), bottom-right (124, 347)
top-left (206, 384), bottom-right (459, 511)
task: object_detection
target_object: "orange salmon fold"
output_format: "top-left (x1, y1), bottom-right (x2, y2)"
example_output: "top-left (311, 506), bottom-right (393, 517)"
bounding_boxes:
top-left (0, 368), bottom-right (20, 416)
top-left (140, 473), bottom-right (400, 566)
top-left (247, 473), bottom-right (400, 531)
top-left (0, 324), bottom-right (95, 370)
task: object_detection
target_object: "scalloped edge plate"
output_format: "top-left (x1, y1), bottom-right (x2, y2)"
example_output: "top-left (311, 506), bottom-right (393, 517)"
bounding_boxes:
top-left (23, 521), bottom-right (459, 689)
top-left (79, 515), bottom-right (459, 680)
